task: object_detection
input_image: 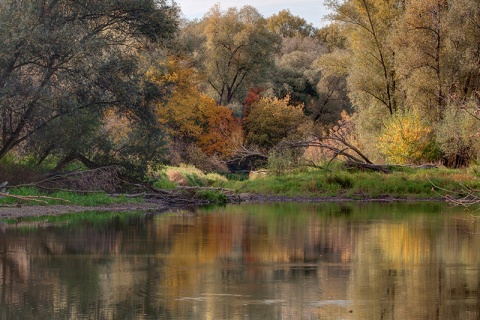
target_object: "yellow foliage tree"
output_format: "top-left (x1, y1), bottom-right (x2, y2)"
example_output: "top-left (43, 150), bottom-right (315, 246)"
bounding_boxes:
top-left (378, 111), bottom-right (433, 164)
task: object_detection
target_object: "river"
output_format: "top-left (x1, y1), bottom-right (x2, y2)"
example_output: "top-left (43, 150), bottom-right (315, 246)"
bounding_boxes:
top-left (0, 202), bottom-right (479, 319)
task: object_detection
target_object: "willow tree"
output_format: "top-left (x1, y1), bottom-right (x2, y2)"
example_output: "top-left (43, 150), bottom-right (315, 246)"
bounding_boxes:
top-left (446, 0), bottom-right (480, 99)
top-left (325, 0), bottom-right (404, 161)
top-left (0, 0), bottom-right (178, 164)
top-left (392, 0), bottom-right (450, 122)
top-left (202, 5), bottom-right (281, 106)
top-left (326, 0), bottom-right (402, 118)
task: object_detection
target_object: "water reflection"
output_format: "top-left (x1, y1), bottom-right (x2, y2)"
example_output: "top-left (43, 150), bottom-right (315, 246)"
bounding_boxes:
top-left (0, 202), bottom-right (479, 319)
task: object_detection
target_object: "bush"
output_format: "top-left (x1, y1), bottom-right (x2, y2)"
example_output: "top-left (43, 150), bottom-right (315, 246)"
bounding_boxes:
top-left (378, 110), bottom-right (434, 164)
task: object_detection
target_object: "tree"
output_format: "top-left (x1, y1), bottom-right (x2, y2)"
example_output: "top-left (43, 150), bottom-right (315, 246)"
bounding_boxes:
top-left (266, 9), bottom-right (316, 38)
top-left (271, 36), bottom-right (325, 108)
top-left (0, 0), bottom-right (179, 163)
top-left (150, 56), bottom-right (240, 158)
top-left (313, 49), bottom-right (352, 125)
top-left (391, 0), bottom-right (449, 122)
top-left (243, 96), bottom-right (311, 149)
top-left (325, 0), bottom-right (404, 161)
top-left (326, 0), bottom-right (402, 117)
top-left (446, 0), bottom-right (480, 100)
top-left (315, 23), bottom-right (348, 52)
top-left (202, 5), bottom-right (281, 106)
top-left (271, 35), bottom-right (351, 126)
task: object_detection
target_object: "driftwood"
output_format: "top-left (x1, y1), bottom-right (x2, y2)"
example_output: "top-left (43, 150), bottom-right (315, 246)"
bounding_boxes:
top-left (342, 161), bottom-right (392, 173)
top-left (429, 178), bottom-right (480, 208)
top-left (109, 183), bottom-right (241, 205)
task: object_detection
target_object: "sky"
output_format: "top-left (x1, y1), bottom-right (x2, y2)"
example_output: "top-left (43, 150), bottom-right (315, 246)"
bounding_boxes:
top-left (174, 0), bottom-right (331, 28)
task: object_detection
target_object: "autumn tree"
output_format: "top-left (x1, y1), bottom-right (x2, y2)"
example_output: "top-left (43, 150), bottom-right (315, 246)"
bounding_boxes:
top-left (326, 0), bottom-right (402, 116)
top-left (0, 0), bottom-right (178, 168)
top-left (324, 0), bottom-right (405, 161)
top-left (244, 96), bottom-right (311, 149)
top-left (266, 9), bottom-right (316, 38)
top-left (446, 0), bottom-right (480, 100)
top-left (201, 5), bottom-right (281, 106)
top-left (315, 23), bottom-right (348, 52)
top-left (149, 57), bottom-right (240, 163)
top-left (391, 0), bottom-right (449, 123)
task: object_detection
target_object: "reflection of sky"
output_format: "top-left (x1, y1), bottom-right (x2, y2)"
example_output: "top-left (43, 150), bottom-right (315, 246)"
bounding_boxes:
top-left (175, 0), bottom-right (331, 27)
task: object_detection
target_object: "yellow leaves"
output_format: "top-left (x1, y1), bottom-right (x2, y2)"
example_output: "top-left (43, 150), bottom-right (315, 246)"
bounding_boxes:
top-left (378, 110), bottom-right (433, 164)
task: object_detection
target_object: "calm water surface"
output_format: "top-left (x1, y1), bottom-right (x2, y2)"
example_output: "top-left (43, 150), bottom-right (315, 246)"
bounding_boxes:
top-left (0, 202), bottom-right (479, 319)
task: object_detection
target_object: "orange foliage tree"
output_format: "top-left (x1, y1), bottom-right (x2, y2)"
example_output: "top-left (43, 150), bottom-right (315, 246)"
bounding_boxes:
top-left (147, 57), bottom-right (241, 157)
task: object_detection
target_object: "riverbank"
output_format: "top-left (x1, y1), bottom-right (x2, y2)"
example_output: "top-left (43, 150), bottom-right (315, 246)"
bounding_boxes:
top-left (0, 193), bottom-right (446, 220)
top-left (0, 163), bottom-right (477, 219)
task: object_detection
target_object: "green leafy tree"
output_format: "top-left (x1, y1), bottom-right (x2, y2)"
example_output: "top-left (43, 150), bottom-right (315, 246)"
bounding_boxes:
top-left (202, 5), bottom-right (281, 106)
top-left (0, 0), bottom-right (178, 165)
top-left (272, 36), bottom-right (325, 107)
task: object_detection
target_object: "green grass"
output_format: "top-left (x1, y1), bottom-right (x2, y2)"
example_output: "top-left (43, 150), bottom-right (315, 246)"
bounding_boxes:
top-left (195, 190), bottom-right (228, 204)
top-left (0, 187), bottom-right (141, 206)
top-left (5, 163), bottom-right (470, 209)
top-left (217, 166), bottom-right (480, 200)
top-left (153, 176), bottom-right (178, 190)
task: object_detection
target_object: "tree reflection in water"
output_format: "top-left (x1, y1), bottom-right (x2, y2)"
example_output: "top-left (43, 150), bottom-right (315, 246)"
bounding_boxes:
top-left (0, 202), bottom-right (478, 319)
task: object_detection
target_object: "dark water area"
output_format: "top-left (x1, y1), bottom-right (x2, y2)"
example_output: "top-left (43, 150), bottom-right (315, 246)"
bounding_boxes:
top-left (0, 202), bottom-right (479, 319)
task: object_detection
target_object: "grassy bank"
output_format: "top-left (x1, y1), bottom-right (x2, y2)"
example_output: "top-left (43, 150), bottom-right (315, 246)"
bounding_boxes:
top-left (1, 163), bottom-right (479, 207)
top-left (159, 164), bottom-right (480, 200)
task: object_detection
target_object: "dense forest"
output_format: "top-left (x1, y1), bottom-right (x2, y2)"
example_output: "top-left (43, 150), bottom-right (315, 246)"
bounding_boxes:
top-left (1, 0), bottom-right (479, 180)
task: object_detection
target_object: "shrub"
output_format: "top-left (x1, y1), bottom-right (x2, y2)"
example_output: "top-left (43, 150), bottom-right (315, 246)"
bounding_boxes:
top-left (378, 110), bottom-right (434, 164)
